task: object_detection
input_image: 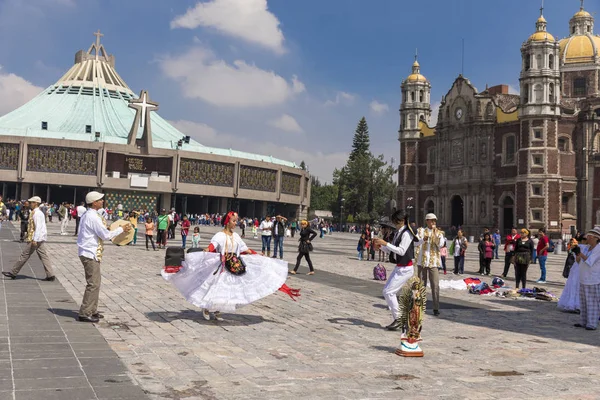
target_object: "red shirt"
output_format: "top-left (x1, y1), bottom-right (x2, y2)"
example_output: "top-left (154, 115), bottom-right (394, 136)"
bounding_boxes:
top-left (181, 220), bottom-right (191, 236)
top-left (504, 234), bottom-right (520, 252)
top-left (537, 235), bottom-right (549, 256)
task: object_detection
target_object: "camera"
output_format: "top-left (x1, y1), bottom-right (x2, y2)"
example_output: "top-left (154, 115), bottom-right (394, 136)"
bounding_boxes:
top-left (571, 246), bottom-right (581, 255)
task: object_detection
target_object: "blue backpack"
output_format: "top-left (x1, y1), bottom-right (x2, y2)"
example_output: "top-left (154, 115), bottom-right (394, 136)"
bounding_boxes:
top-left (373, 264), bottom-right (387, 281)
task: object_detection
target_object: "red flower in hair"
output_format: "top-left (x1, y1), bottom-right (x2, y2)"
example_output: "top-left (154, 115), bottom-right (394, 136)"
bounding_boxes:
top-left (224, 211), bottom-right (238, 226)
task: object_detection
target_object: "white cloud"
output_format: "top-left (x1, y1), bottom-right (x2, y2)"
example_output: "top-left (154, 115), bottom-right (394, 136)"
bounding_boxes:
top-left (171, 0), bottom-right (285, 55)
top-left (429, 101), bottom-right (440, 127)
top-left (0, 66), bottom-right (43, 116)
top-left (267, 114), bottom-right (303, 133)
top-left (160, 46), bottom-right (305, 108)
top-left (369, 100), bottom-right (389, 116)
top-left (170, 119), bottom-right (346, 181)
top-left (324, 91), bottom-right (356, 107)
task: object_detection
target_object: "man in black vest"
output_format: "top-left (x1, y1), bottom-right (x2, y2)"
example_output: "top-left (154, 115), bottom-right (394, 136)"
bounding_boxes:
top-left (18, 201), bottom-right (30, 242)
top-left (374, 210), bottom-right (421, 331)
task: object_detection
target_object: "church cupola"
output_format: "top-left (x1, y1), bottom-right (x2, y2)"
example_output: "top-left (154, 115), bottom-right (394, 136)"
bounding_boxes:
top-left (569, 1), bottom-right (594, 36)
top-left (399, 53), bottom-right (432, 140)
top-left (519, 5), bottom-right (560, 117)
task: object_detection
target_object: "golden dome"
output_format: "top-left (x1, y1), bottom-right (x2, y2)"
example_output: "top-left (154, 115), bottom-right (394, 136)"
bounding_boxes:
top-left (559, 34), bottom-right (600, 64)
top-left (573, 10), bottom-right (592, 18)
top-left (413, 60), bottom-right (420, 68)
top-left (528, 31), bottom-right (555, 42)
top-left (406, 73), bottom-right (427, 83)
top-left (537, 15), bottom-right (547, 23)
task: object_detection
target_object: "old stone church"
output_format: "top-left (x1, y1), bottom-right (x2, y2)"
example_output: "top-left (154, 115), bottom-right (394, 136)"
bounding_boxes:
top-left (397, 5), bottom-right (600, 237)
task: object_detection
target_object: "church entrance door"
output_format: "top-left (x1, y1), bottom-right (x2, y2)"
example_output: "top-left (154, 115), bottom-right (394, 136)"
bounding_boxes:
top-left (502, 197), bottom-right (514, 236)
top-left (450, 196), bottom-right (464, 229)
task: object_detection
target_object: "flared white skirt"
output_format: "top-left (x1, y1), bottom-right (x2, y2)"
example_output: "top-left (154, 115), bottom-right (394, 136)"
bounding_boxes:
top-left (558, 262), bottom-right (580, 312)
top-left (162, 252), bottom-right (289, 312)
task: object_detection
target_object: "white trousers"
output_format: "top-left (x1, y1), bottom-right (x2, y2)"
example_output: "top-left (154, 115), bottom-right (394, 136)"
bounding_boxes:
top-left (60, 217), bottom-right (69, 234)
top-left (382, 266), bottom-right (414, 320)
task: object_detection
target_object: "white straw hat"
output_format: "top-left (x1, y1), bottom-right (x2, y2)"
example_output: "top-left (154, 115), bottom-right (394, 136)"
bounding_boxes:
top-left (85, 191), bottom-right (104, 204)
top-left (28, 196), bottom-right (42, 203)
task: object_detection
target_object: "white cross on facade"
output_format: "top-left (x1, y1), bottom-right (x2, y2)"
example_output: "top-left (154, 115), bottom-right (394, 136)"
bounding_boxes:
top-left (136, 92), bottom-right (158, 128)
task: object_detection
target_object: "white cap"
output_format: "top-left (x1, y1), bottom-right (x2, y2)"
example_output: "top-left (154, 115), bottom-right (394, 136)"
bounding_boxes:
top-left (28, 196), bottom-right (42, 203)
top-left (425, 213), bottom-right (437, 220)
top-left (586, 226), bottom-right (600, 240)
top-left (85, 191), bottom-right (104, 204)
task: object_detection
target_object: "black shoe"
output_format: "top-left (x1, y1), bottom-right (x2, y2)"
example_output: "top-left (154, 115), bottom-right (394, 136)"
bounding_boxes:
top-left (2, 272), bottom-right (16, 280)
top-left (78, 315), bottom-right (99, 323)
top-left (44, 276), bottom-right (56, 282)
top-left (433, 310), bottom-right (440, 316)
top-left (585, 327), bottom-right (596, 331)
top-left (385, 319), bottom-right (402, 331)
top-left (92, 313), bottom-right (104, 319)
top-left (271, 256), bottom-right (277, 259)
top-left (574, 323), bottom-right (584, 328)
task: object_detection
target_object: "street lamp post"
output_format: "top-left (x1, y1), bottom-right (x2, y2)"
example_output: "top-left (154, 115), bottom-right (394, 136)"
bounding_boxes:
top-left (340, 198), bottom-right (345, 233)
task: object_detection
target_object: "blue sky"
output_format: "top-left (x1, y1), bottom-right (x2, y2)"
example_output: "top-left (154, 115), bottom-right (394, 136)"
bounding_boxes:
top-left (0, 0), bottom-right (596, 181)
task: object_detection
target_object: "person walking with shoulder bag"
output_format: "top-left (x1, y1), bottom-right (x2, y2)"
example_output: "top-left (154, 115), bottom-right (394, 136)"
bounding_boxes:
top-left (291, 220), bottom-right (317, 275)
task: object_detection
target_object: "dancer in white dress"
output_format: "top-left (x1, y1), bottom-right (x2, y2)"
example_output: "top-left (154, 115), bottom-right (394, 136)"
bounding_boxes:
top-left (558, 239), bottom-right (588, 312)
top-left (162, 211), bottom-right (300, 320)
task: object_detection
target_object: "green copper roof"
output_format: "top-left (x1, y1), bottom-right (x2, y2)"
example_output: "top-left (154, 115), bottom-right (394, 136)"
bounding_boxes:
top-left (0, 34), bottom-right (298, 169)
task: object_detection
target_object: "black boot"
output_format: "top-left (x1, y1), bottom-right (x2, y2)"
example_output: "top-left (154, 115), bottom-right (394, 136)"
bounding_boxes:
top-left (385, 319), bottom-right (402, 331)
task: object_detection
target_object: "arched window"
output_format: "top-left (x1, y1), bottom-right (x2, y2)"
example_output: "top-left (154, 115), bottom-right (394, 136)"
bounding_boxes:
top-left (411, 92), bottom-right (415, 102)
top-left (549, 83), bottom-right (555, 103)
top-left (558, 137), bottom-right (569, 152)
top-left (409, 114), bottom-right (416, 129)
top-left (523, 84), bottom-right (529, 103)
top-left (425, 200), bottom-right (434, 214)
top-left (549, 54), bottom-right (554, 69)
top-left (419, 90), bottom-right (424, 102)
top-left (525, 53), bottom-right (531, 71)
top-left (534, 84), bottom-right (543, 102)
top-left (536, 53), bottom-right (543, 69)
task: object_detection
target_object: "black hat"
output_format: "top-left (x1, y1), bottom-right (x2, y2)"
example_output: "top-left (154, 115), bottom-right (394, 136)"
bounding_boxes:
top-left (379, 218), bottom-right (397, 230)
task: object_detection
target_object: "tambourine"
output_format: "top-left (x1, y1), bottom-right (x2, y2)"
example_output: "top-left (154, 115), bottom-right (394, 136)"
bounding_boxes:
top-left (109, 219), bottom-right (135, 246)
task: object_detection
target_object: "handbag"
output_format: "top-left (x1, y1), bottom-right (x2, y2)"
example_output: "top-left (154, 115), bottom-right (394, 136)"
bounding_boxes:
top-left (219, 253), bottom-right (247, 276)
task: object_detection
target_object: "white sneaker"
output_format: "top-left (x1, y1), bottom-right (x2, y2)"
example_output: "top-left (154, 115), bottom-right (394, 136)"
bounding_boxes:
top-left (202, 309), bottom-right (210, 320)
top-left (214, 311), bottom-right (224, 321)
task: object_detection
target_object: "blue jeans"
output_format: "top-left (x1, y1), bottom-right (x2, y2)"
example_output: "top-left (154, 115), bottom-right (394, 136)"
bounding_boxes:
top-left (273, 236), bottom-right (284, 258)
top-left (182, 234), bottom-right (187, 248)
top-left (538, 255), bottom-right (547, 281)
top-left (494, 242), bottom-right (500, 259)
top-left (532, 249), bottom-right (537, 264)
top-left (261, 236), bottom-right (271, 253)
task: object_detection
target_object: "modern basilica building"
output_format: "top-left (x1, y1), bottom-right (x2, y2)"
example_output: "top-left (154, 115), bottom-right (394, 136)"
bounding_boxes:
top-left (397, 4), bottom-right (600, 236)
top-left (0, 33), bottom-right (310, 218)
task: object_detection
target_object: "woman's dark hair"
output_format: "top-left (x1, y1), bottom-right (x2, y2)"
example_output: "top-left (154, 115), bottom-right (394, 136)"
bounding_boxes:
top-left (484, 232), bottom-right (491, 240)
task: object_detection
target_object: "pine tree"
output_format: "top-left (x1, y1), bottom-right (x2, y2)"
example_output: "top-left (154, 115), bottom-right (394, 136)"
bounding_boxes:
top-left (349, 117), bottom-right (370, 161)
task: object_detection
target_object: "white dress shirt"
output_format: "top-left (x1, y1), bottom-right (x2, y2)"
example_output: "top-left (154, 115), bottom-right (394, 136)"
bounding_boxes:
top-left (259, 220), bottom-right (273, 236)
top-left (76, 205), bottom-right (86, 218)
top-left (77, 209), bottom-right (123, 261)
top-left (31, 208), bottom-right (47, 242)
top-left (383, 227), bottom-right (423, 258)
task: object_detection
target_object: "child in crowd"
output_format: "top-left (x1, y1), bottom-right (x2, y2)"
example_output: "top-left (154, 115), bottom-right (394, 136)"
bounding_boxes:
top-left (440, 241), bottom-right (448, 275)
top-left (145, 217), bottom-right (157, 251)
top-left (252, 224), bottom-right (258, 239)
top-left (192, 226), bottom-right (201, 248)
top-left (357, 233), bottom-right (366, 261)
top-left (181, 215), bottom-right (191, 248)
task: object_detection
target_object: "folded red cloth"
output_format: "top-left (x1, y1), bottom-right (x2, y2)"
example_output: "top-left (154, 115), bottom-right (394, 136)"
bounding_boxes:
top-left (278, 283), bottom-right (301, 300)
top-left (164, 266), bottom-right (182, 274)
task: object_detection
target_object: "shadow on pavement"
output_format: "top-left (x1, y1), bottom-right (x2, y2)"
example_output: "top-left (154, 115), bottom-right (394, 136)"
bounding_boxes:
top-left (146, 310), bottom-right (282, 326)
top-left (327, 317), bottom-right (382, 329)
top-left (47, 308), bottom-right (80, 319)
top-left (439, 298), bottom-right (600, 347)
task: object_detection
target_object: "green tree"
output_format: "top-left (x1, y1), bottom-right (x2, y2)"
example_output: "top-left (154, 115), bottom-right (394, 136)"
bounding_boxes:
top-left (300, 160), bottom-right (306, 171)
top-left (334, 117), bottom-right (397, 224)
top-left (349, 117), bottom-right (370, 162)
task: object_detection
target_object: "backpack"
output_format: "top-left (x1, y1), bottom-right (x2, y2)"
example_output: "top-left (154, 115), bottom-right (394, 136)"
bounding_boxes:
top-left (373, 264), bottom-right (387, 281)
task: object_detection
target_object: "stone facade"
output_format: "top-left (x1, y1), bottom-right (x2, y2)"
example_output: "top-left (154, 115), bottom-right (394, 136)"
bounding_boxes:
top-left (398, 8), bottom-right (600, 236)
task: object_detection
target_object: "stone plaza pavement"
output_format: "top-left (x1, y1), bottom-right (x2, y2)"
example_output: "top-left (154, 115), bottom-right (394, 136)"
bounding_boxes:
top-left (1, 221), bottom-right (599, 399)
